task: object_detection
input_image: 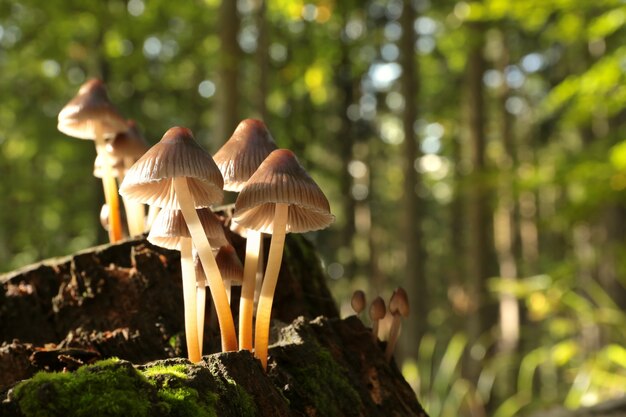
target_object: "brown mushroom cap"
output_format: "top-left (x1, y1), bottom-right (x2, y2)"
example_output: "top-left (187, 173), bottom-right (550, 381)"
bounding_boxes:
top-left (93, 153), bottom-right (124, 178)
top-left (57, 79), bottom-right (127, 140)
top-left (119, 127), bottom-right (224, 209)
top-left (148, 207), bottom-right (228, 250)
top-left (389, 287), bottom-right (410, 317)
top-left (215, 244), bottom-right (244, 285)
top-left (213, 119), bottom-right (278, 192)
top-left (106, 120), bottom-right (149, 161)
top-left (233, 149), bottom-right (334, 234)
top-left (369, 296), bottom-right (386, 321)
top-left (351, 290), bottom-right (366, 314)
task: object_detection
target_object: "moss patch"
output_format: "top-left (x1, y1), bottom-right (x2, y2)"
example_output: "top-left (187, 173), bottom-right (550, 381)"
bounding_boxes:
top-left (12, 359), bottom-right (218, 417)
top-left (289, 346), bottom-right (362, 417)
top-left (206, 361), bottom-right (257, 417)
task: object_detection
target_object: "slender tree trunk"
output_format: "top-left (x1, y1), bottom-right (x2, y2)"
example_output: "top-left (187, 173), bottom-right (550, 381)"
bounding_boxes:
top-left (254, 0), bottom-right (269, 120)
top-left (215, 0), bottom-right (242, 142)
top-left (462, 23), bottom-right (493, 381)
top-left (400, 0), bottom-right (426, 358)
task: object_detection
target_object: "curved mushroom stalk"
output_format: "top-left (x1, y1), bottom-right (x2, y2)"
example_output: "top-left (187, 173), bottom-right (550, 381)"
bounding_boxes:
top-left (385, 316), bottom-right (402, 361)
top-left (196, 272), bottom-right (207, 355)
top-left (174, 177), bottom-right (238, 352)
top-left (95, 133), bottom-right (123, 243)
top-left (254, 237), bottom-right (264, 312)
top-left (254, 203), bottom-right (289, 370)
top-left (239, 229), bottom-right (262, 351)
top-left (180, 237), bottom-right (201, 362)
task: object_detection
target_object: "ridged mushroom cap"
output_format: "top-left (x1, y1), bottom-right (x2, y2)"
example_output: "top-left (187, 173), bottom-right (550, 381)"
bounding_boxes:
top-left (119, 127), bottom-right (224, 209)
top-left (369, 296), bottom-right (386, 321)
top-left (233, 149), bottom-right (334, 234)
top-left (213, 119), bottom-right (278, 192)
top-left (106, 120), bottom-right (149, 161)
top-left (214, 245), bottom-right (244, 285)
top-left (389, 287), bottom-right (410, 317)
top-left (148, 207), bottom-right (228, 251)
top-left (57, 79), bottom-right (127, 140)
top-left (351, 290), bottom-right (366, 314)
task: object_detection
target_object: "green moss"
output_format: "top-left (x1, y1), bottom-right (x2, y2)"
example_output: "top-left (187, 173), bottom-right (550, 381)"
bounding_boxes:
top-left (142, 364), bottom-right (188, 380)
top-left (206, 361), bottom-right (257, 417)
top-left (13, 359), bottom-right (152, 417)
top-left (290, 346), bottom-right (362, 417)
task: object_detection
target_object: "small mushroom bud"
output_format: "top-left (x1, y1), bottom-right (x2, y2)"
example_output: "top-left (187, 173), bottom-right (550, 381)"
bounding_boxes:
top-left (369, 296), bottom-right (386, 344)
top-left (351, 290), bottom-right (366, 315)
top-left (385, 287), bottom-right (410, 361)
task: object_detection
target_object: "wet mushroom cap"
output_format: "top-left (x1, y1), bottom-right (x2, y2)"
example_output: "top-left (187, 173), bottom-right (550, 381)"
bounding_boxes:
top-left (119, 127), bottom-right (224, 209)
top-left (233, 149), bottom-right (334, 233)
top-left (57, 79), bottom-right (127, 140)
top-left (369, 296), bottom-right (386, 321)
top-left (148, 207), bottom-right (228, 251)
top-left (351, 290), bottom-right (366, 314)
top-left (215, 245), bottom-right (244, 285)
top-left (389, 287), bottom-right (410, 318)
top-left (213, 119), bottom-right (278, 192)
top-left (106, 120), bottom-right (149, 160)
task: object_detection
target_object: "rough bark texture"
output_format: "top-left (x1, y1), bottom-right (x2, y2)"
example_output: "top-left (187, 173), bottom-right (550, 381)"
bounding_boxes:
top-left (0, 215), bottom-right (426, 416)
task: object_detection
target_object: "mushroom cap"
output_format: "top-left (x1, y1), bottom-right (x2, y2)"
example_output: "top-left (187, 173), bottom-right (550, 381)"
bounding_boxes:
top-left (213, 119), bottom-right (278, 192)
top-left (119, 127), bottom-right (224, 209)
top-left (214, 244), bottom-right (244, 285)
top-left (106, 120), bottom-right (149, 161)
top-left (148, 207), bottom-right (228, 251)
top-left (57, 79), bottom-right (127, 140)
top-left (389, 287), bottom-right (410, 317)
top-left (93, 153), bottom-right (124, 178)
top-left (233, 149), bottom-right (334, 234)
top-left (351, 290), bottom-right (366, 314)
top-left (369, 296), bottom-right (386, 321)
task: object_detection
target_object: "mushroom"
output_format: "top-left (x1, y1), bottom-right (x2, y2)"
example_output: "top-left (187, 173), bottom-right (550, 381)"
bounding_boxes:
top-left (57, 79), bottom-right (127, 243)
top-left (351, 290), bottom-right (366, 316)
top-left (149, 207), bottom-right (227, 360)
top-left (234, 149), bottom-right (334, 370)
top-left (369, 296), bottom-right (386, 344)
top-left (385, 287), bottom-right (410, 361)
top-left (214, 244), bottom-right (244, 305)
top-left (119, 126), bottom-right (238, 352)
top-left (106, 120), bottom-right (150, 236)
top-left (213, 119), bottom-right (277, 351)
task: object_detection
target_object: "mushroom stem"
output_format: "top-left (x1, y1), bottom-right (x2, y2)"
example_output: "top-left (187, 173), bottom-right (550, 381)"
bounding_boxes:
top-left (239, 229), bottom-right (262, 351)
top-left (254, 237), bottom-right (264, 312)
top-left (180, 237), bottom-right (201, 362)
top-left (174, 177), bottom-right (238, 352)
top-left (145, 205), bottom-right (160, 232)
top-left (225, 280), bottom-right (232, 304)
top-left (196, 273), bottom-right (207, 355)
top-left (95, 134), bottom-right (123, 243)
top-left (372, 320), bottom-right (380, 344)
top-left (254, 203), bottom-right (289, 370)
top-left (118, 171), bottom-right (146, 237)
top-left (385, 315), bottom-right (402, 361)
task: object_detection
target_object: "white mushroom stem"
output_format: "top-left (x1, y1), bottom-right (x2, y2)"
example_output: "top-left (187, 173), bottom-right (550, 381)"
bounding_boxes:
top-left (372, 320), bottom-right (381, 343)
top-left (385, 314), bottom-right (402, 361)
top-left (145, 205), bottom-right (160, 232)
top-left (95, 131), bottom-right (123, 243)
top-left (254, 203), bottom-right (289, 370)
top-left (174, 177), bottom-right (238, 352)
top-left (239, 229), bottom-right (262, 351)
top-left (180, 237), bottom-right (201, 363)
top-left (196, 272), bottom-right (207, 355)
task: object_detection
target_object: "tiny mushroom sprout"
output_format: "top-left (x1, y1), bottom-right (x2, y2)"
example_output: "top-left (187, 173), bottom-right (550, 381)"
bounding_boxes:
top-left (351, 290), bottom-right (366, 316)
top-left (369, 296), bottom-right (386, 344)
top-left (233, 149), bottom-right (334, 370)
top-left (119, 126), bottom-right (238, 352)
top-left (106, 120), bottom-right (150, 236)
top-left (57, 78), bottom-right (127, 243)
top-left (385, 287), bottom-right (410, 362)
top-left (214, 244), bottom-right (244, 305)
top-left (212, 118), bottom-right (278, 352)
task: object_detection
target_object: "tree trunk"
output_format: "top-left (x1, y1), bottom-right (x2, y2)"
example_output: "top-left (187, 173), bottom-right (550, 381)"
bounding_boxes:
top-left (400, 0), bottom-right (426, 358)
top-left (254, 0), bottom-right (269, 120)
top-left (215, 0), bottom-right (242, 143)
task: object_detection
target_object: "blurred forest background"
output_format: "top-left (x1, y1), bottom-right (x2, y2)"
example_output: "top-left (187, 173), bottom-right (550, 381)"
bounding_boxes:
top-left (2, 0), bottom-right (626, 415)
